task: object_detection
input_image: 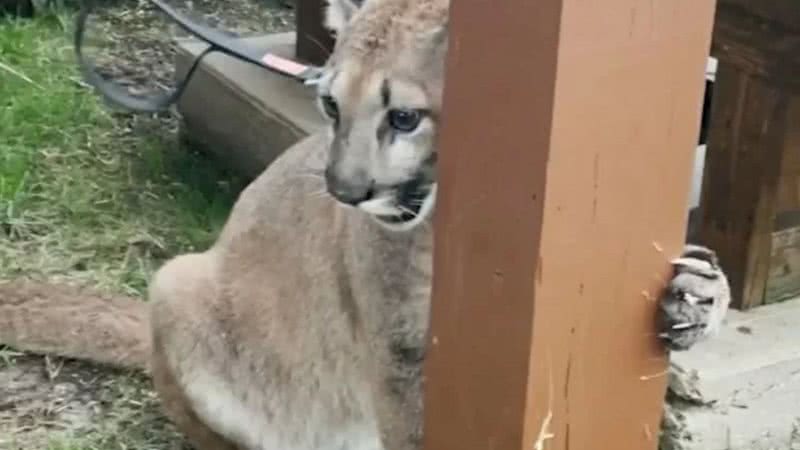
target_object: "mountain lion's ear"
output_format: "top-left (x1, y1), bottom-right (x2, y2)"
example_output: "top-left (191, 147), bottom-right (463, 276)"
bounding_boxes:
top-left (420, 20), bottom-right (448, 60)
top-left (429, 21), bottom-right (448, 51)
top-left (324, 0), bottom-right (364, 34)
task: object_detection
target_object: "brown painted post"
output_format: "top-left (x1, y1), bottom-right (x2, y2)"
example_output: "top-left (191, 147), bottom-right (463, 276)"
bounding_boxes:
top-left (423, 1), bottom-right (717, 450)
top-left (294, 0), bottom-right (335, 65)
top-left (698, 0), bottom-right (800, 309)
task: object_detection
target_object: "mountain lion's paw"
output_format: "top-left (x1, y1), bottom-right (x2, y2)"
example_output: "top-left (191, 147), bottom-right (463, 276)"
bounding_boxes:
top-left (658, 244), bottom-right (731, 351)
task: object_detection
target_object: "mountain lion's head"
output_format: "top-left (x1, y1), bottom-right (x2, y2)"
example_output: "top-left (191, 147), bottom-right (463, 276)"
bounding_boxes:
top-left (313, 0), bottom-right (448, 232)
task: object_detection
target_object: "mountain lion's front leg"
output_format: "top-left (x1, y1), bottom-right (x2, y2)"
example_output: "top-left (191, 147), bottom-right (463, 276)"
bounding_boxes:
top-left (658, 244), bottom-right (731, 351)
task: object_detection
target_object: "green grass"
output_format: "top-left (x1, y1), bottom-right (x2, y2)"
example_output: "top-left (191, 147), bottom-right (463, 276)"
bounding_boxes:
top-left (0, 9), bottom-right (245, 449)
top-left (0, 10), bottom-right (244, 296)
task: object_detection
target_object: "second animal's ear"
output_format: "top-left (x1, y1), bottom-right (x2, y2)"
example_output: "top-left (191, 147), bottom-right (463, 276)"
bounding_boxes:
top-left (419, 20), bottom-right (449, 65)
top-left (429, 19), bottom-right (448, 47)
top-left (324, 0), bottom-right (364, 34)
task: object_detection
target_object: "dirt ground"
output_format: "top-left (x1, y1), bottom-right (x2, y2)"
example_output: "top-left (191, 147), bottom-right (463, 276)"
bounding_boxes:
top-left (0, 353), bottom-right (180, 450)
top-left (0, 0), bottom-right (294, 448)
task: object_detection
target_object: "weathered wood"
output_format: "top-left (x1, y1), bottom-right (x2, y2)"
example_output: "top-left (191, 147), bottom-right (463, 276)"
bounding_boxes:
top-left (717, 0), bottom-right (800, 33)
top-left (696, 66), bottom-right (789, 309)
top-left (699, 1), bottom-right (800, 309)
top-left (711, 5), bottom-right (800, 91)
top-left (294, 0), bottom-right (335, 65)
top-left (763, 100), bottom-right (800, 304)
top-left (423, 1), bottom-right (717, 449)
top-left (175, 34), bottom-right (323, 179)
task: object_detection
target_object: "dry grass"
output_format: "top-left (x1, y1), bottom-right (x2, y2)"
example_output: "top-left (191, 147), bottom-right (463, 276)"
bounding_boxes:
top-left (0, 354), bottom-right (186, 450)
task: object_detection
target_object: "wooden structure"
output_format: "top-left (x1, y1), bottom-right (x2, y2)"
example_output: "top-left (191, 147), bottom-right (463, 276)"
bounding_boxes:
top-left (424, 1), bottom-right (716, 450)
top-left (294, 0), bottom-right (335, 65)
top-left (170, 0), bottom-right (799, 447)
top-left (698, 0), bottom-right (800, 309)
top-left (173, 0), bottom-right (335, 176)
top-left (176, 34), bottom-right (322, 178)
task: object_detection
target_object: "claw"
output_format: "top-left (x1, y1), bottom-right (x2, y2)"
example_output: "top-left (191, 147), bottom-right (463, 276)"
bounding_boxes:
top-left (671, 322), bottom-right (694, 330)
top-left (671, 257), bottom-right (713, 270)
top-left (682, 292), bottom-right (702, 305)
top-left (697, 296), bottom-right (715, 305)
top-left (671, 257), bottom-right (720, 279)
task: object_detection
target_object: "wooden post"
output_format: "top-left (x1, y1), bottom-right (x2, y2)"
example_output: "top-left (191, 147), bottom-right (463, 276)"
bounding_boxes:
top-left (294, 0), bottom-right (335, 66)
top-left (423, 1), bottom-right (717, 450)
top-left (698, 0), bottom-right (800, 309)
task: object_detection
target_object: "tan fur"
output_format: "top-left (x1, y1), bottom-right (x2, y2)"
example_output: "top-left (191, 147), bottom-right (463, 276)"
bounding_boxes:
top-left (1, 2), bottom-right (443, 448)
top-left (0, 279), bottom-right (150, 369)
top-left (0, 0), bottom-right (729, 448)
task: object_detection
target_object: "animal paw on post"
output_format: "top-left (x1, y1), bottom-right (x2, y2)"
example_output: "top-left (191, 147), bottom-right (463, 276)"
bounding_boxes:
top-left (658, 244), bottom-right (731, 351)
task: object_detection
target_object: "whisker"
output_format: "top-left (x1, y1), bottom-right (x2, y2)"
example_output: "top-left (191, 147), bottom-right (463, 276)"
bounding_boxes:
top-left (292, 170), bottom-right (326, 184)
top-left (308, 188), bottom-right (330, 199)
top-left (398, 205), bottom-right (418, 217)
top-left (296, 170), bottom-right (325, 179)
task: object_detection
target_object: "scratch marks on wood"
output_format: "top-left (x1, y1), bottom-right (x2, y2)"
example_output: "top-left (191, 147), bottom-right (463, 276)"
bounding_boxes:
top-left (533, 360), bottom-right (555, 450)
top-left (593, 153), bottom-right (599, 221)
top-left (652, 241), bottom-right (664, 253)
top-left (532, 407), bottom-right (554, 450)
top-left (536, 254), bottom-right (544, 284)
top-left (639, 368), bottom-right (669, 381)
top-left (564, 356), bottom-right (572, 400)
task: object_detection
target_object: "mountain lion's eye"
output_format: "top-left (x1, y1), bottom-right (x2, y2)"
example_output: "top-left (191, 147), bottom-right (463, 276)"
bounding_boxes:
top-left (320, 95), bottom-right (339, 121)
top-left (387, 109), bottom-right (422, 133)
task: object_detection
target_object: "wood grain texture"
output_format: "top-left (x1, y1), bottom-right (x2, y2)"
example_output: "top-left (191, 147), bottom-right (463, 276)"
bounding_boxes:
top-left (711, 4), bottom-right (800, 92)
top-left (699, 0), bottom-right (800, 309)
top-left (717, 0), bottom-right (800, 33)
top-left (697, 65), bottom-right (789, 310)
top-left (423, 1), bottom-right (717, 449)
top-left (294, 0), bottom-right (335, 65)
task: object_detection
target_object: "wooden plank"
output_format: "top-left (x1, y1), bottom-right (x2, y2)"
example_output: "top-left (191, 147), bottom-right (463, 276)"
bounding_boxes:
top-left (175, 34), bottom-right (323, 178)
top-left (717, 0), bottom-right (800, 33)
top-left (763, 98), bottom-right (800, 304)
top-left (423, 0), bottom-right (717, 449)
top-left (696, 65), bottom-right (790, 310)
top-left (710, 5), bottom-right (800, 91)
top-left (294, 0), bottom-right (335, 65)
top-left (698, 0), bottom-right (800, 309)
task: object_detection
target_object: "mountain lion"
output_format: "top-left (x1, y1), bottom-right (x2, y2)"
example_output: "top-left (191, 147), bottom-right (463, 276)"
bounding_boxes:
top-left (0, 0), bottom-right (730, 448)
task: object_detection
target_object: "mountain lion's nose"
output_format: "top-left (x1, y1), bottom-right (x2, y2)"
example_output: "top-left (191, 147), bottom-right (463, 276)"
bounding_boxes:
top-left (325, 168), bottom-right (375, 205)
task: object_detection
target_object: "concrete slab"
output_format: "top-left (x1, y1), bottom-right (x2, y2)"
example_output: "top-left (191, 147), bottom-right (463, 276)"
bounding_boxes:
top-left (174, 32), bottom-right (325, 178)
top-left (666, 297), bottom-right (800, 450)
